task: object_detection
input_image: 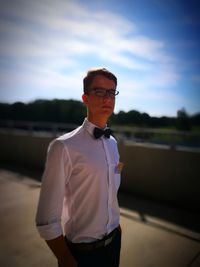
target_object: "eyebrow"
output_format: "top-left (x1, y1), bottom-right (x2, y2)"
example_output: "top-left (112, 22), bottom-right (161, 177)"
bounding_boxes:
top-left (92, 87), bottom-right (116, 91)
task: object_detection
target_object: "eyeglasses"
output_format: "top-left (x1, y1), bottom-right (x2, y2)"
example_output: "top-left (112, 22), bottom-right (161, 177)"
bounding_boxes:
top-left (88, 87), bottom-right (119, 99)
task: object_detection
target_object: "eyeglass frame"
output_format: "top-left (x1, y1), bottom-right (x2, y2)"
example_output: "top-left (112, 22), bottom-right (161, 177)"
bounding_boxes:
top-left (87, 87), bottom-right (119, 98)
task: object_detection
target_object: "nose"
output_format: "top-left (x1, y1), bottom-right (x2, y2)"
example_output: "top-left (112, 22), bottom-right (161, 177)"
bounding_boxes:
top-left (104, 91), bottom-right (115, 100)
top-left (103, 95), bottom-right (114, 104)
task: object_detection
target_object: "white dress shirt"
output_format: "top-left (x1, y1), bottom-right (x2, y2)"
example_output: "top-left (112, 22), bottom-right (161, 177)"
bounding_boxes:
top-left (36, 118), bottom-right (121, 243)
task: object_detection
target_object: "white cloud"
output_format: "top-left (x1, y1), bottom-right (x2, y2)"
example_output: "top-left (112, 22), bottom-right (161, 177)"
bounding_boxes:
top-left (0, 0), bottom-right (184, 116)
top-left (0, 0), bottom-right (172, 66)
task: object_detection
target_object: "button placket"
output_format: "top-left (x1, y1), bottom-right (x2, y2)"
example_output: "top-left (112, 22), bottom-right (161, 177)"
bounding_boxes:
top-left (102, 138), bottom-right (113, 233)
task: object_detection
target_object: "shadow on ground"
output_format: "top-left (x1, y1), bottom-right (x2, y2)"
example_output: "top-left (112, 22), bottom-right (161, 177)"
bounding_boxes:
top-left (118, 190), bottom-right (200, 237)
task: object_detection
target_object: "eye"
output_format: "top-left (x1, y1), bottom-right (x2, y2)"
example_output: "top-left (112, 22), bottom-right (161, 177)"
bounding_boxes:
top-left (95, 89), bottom-right (105, 96)
top-left (109, 90), bottom-right (116, 96)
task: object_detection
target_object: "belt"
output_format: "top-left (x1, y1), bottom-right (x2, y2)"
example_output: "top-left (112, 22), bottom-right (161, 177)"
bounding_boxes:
top-left (66, 226), bottom-right (121, 251)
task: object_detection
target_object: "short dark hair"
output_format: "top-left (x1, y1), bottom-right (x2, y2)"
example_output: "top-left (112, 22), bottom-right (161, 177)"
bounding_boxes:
top-left (83, 68), bottom-right (117, 94)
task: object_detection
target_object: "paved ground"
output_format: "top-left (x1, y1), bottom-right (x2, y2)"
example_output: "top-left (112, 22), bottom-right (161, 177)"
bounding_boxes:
top-left (0, 168), bottom-right (200, 267)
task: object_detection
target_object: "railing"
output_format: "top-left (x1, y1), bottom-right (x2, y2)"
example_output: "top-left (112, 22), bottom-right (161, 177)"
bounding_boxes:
top-left (112, 125), bottom-right (200, 149)
top-left (0, 120), bottom-right (200, 149)
top-left (0, 120), bottom-right (78, 136)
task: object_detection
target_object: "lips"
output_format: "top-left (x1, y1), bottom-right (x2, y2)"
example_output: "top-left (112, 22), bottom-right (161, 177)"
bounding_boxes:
top-left (102, 105), bottom-right (112, 109)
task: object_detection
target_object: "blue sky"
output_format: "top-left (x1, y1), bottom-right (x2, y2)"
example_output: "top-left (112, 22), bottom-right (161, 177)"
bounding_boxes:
top-left (0, 0), bottom-right (199, 116)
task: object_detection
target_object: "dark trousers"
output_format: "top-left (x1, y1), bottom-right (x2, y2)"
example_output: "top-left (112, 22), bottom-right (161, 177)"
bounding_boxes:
top-left (59, 228), bottom-right (121, 267)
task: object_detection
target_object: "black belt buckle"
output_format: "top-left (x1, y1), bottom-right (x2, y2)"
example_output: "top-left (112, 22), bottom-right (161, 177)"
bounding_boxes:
top-left (104, 236), bottom-right (113, 246)
top-left (103, 225), bottom-right (119, 246)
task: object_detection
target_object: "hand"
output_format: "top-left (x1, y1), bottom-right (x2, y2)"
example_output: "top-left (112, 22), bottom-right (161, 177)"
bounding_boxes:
top-left (46, 236), bottom-right (78, 267)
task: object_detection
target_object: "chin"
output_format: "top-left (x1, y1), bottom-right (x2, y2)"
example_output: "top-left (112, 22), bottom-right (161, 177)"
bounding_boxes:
top-left (101, 110), bottom-right (113, 116)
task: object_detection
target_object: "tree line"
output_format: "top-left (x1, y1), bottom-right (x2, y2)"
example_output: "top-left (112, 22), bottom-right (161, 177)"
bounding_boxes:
top-left (0, 99), bottom-right (200, 131)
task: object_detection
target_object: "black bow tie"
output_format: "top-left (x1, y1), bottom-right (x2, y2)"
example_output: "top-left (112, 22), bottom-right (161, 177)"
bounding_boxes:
top-left (93, 127), bottom-right (112, 139)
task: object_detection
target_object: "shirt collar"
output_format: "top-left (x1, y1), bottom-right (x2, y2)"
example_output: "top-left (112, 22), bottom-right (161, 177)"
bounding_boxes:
top-left (82, 118), bottom-right (107, 138)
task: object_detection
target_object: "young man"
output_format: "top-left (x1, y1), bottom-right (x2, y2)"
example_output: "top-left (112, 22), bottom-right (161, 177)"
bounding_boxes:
top-left (36, 68), bottom-right (122, 267)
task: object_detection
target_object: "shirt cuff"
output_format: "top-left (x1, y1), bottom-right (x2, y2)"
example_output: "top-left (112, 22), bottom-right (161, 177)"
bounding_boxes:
top-left (36, 222), bottom-right (63, 240)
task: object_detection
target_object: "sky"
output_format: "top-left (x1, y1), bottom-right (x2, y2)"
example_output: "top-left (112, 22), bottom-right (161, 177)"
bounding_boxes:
top-left (0, 0), bottom-right (200, 117)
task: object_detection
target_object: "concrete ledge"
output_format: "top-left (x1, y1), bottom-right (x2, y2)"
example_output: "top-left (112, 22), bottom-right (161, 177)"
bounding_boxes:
top-left (0, 131), bottom-right (200, 212)
top-left (118, 141), bottom-right (200, 212)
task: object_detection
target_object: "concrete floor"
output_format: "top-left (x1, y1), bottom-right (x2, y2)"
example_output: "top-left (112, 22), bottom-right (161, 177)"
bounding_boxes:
top-left (0, 168), bottom-right (200, 267)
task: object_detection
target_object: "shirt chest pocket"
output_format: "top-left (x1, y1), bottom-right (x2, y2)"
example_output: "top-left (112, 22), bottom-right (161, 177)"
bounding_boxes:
top-left (109, 163), bottom-right (121, 190)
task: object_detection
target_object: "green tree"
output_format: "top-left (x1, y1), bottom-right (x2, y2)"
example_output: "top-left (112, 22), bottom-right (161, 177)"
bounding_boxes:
top-left (176, 108), bottom-right (191, 131)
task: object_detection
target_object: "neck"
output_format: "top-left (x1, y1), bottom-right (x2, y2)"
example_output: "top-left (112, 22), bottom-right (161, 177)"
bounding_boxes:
top-left (87, 114), bottom-right (108, 129)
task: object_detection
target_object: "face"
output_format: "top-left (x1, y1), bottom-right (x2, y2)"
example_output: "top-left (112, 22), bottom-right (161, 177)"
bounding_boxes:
top-left (82, 75), bottom-right (117, 120)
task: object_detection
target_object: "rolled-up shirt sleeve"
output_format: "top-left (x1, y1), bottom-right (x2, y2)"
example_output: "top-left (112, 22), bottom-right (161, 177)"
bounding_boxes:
top-left (35, 139), bottom-right (72, 240)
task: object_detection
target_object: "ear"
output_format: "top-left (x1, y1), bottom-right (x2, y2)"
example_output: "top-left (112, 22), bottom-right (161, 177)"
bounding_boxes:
top-left (82, 94), bottom-right (88, 105)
